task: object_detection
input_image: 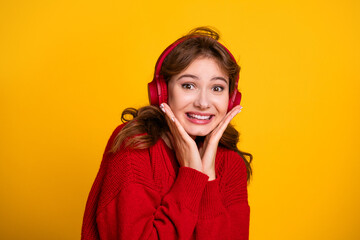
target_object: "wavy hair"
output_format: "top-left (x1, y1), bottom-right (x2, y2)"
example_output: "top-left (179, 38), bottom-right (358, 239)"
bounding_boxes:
top-left (107, 27), bottom-right (253, 181)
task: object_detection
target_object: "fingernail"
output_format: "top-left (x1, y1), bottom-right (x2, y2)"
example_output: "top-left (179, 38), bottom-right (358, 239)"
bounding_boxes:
top-left (171, 117), bottom-right (175, 122)
top-left (160, 104), bottom-right (165, 113)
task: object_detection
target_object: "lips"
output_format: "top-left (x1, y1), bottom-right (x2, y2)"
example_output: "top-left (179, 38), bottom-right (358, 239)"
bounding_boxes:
top-left (185, 112), bottom-right (214, 124)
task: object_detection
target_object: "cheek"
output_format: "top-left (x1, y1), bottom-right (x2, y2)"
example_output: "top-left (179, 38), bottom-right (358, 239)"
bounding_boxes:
top-left (168, 89), bottom-right (181, 110)
top-left (169, 95), bottom-right (194, 118)
top-left (168, 88), bottom-right (194, 110)
top-left (167, 82), bottom-right (178, 108)
top-left (215, 96), bottom-right (229, 115)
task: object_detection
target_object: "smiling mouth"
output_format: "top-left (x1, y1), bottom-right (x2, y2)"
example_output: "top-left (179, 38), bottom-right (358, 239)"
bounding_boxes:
top-left (186, 113), bottom-right (214, 120)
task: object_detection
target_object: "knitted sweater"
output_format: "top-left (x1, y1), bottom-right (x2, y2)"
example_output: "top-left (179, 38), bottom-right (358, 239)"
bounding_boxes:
top-left (81, 124), bottom-right (250, 240)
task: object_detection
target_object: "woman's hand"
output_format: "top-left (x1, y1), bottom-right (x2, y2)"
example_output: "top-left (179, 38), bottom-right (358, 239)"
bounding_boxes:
top-left (160, 103), bottom-right (242, 180)
top-left (160, 103), bottom-right (203, 173)
top-left (199, 105), bottom-right (242, 180)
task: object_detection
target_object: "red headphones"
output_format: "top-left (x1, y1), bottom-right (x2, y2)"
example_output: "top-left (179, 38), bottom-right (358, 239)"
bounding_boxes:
top-left (148, 36), bottom-right (242, 112)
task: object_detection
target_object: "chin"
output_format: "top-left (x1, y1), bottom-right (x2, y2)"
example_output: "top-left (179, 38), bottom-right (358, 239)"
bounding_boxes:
top-left (185, 127), bottom-right (213, 138)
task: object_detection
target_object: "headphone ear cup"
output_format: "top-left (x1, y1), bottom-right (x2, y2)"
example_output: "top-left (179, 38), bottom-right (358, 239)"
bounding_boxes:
top-left (158, 75), bottom-right (168, 104)
top-left (148, 80), bottom-right (159, 106)
top-left (228, 90), bottom-right (242, 112)
top-left (148, 75), bottom-right (168, 106)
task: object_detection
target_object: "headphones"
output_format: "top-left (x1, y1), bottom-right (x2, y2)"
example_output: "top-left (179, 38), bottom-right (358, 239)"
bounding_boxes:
top-left (148, 36), bottom-right (242, 112)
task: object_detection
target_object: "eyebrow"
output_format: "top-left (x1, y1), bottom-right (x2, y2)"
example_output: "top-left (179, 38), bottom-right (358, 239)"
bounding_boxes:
top-left (176, 74), bottom-right (229, 84)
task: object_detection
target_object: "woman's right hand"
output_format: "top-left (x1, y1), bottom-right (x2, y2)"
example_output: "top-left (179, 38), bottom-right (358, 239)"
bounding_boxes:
top-left (160, 103), bottom-right (203, 173)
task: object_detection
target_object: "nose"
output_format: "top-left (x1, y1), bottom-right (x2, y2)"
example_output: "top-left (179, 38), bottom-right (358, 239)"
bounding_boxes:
top-left (194, 89), bottom-right (210, 109)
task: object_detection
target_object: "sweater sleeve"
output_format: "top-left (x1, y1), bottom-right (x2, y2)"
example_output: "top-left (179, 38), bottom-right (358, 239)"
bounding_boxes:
top-left (95, 148), bottom-right (209, 240)
top-left (194, 151), bottom-right (250, 240)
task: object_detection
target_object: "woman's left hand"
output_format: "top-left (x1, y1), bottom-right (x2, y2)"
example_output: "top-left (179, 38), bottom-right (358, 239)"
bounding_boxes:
top-left (199, 105), bottom-right (242, 180)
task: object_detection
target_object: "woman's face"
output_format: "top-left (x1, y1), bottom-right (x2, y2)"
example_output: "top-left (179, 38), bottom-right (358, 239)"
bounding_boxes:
top-left (167, 57), bottom-right (229, 138)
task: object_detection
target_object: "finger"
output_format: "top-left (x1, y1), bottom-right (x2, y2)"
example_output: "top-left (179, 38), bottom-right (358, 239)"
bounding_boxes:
top-left (161, 103), bottom-right (181, 136)
top-left (210, 105), bottom-right (242, 141)
top-left (160, 103), bottom-right (175, 123)
top-left (172, 116), bottom-right (194, 142)
top-left (224, 105), bottom-right (242, 125)
top-left (161, 103), bottom-right (194, 143)
top-left (221, 105), bottom-right (242, 127)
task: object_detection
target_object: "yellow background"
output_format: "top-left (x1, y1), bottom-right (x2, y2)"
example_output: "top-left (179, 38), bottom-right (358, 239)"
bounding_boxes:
top-left (1, 0), bottom-right (359, 239)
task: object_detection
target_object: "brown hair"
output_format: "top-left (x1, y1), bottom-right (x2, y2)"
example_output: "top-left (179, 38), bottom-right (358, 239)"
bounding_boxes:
top-left (108, 27), bottom-right (253, 181)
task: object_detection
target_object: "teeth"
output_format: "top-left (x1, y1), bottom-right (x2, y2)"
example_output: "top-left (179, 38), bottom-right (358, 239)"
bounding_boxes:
top-left (188, 113), bottom-right (211, 120)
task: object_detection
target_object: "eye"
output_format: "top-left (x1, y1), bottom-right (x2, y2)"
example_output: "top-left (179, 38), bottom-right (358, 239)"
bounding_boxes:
top-left (212, 86), bottom-right (224, 92)
top-left (182, 83), bottom-right (195, 90)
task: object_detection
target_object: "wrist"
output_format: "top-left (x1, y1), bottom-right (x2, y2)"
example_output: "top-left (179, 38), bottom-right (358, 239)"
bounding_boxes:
top-left (188, 162), bottom-right (203, 173)
top-left (203, 169), bottom-right (216, 181)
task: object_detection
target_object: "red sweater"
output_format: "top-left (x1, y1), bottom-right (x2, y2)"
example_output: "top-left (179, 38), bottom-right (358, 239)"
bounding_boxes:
top-left (81, 124), bottom-right (250, 240)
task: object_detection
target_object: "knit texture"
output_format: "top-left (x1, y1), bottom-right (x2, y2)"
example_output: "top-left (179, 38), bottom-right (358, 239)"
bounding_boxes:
top-left (81, 124), bottom-right (250, 240)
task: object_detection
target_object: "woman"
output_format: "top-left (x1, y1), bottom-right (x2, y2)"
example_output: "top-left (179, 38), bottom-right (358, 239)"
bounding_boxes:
top-left (82, 27), bottom-right (253, 240)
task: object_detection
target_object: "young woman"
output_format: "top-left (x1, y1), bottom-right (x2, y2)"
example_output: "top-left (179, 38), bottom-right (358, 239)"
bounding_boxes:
top-left (81, 27), bottom-right (253, 240)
